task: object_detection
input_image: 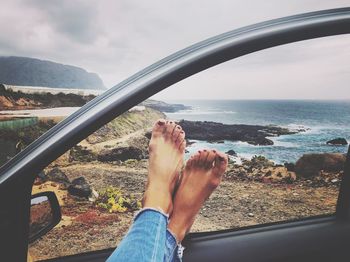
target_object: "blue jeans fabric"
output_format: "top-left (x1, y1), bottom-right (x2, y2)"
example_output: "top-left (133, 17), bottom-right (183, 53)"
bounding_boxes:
top-left (107, 208), bottom-right (183, 262)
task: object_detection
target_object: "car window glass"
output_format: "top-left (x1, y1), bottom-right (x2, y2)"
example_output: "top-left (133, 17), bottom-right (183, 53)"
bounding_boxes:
top-left (29, 35), bottom-right (349, 260)
top-left (0, 85), bottom-right (104, 168)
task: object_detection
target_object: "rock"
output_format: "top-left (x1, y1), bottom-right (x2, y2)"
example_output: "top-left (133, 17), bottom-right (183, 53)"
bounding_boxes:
top-left (326, 138), bottom-right (348, 145)
top-left (250, 155), bottom-right (274, 168)
top-left (97, 146), bottom-right (146, 162)
top-left (284, 162), bottom-right (295, 172)
top-left (331, 178), bottom-right (339, 183)
top-left (68, 177), bottom-right (92, 198)
top-left (36, 171), bottom-right (47, 182)
top-left (248, 213), bottom-right (254, 217)
top-left (69, 145), bottom-right (97, 162)
top-left (295, 153), bottom-right (346, 178)
top-left (226, 150), bottom-right (237, 156)
top-left (89, 189), bottom-right (99, 202)
top-left (177, 120), bottom-right (296, 146)
top-left (46, 168), bottom-right (70, 185)
top-left (262, 167), bottom-right (296, 183)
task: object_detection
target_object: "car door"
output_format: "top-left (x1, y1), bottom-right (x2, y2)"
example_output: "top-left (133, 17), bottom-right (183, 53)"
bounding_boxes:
top-left (1, 7), bottom-right (350, 262)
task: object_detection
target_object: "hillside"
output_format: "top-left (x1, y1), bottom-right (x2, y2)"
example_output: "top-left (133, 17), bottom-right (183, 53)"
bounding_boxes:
top-left (0, 56), bottom-right (105, 90)
top-left (0, 84), bottom-right (95, 110)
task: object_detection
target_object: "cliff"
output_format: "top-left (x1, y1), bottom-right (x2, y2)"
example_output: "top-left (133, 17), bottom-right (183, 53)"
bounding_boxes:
top-left (0, 56), bottom-right (105, 90)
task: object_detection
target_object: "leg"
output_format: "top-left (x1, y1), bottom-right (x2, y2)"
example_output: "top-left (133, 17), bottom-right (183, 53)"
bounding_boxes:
top-left (107, 209), bottom-right (168, 262)
top-left (165, 149), bottom-right (228, 261)
top-left (107, 119), bottom-right (186, 262)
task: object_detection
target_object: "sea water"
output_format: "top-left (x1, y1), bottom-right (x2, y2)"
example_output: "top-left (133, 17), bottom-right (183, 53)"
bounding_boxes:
top-left (165, 100), bottom-right (350, 164)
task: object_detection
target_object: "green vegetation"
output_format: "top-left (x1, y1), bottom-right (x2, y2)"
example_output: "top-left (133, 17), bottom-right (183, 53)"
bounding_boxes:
top-left (87, 107), bottom-right (165, 144)
top-left (96, 186), bottom-right (141, 213)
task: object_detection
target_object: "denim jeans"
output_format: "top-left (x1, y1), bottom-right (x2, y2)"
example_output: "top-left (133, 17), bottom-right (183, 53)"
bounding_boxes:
top-left (107, 208), bottom-right (184, 262)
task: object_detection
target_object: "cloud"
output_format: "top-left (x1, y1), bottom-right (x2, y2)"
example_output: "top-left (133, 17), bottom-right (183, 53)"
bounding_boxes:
top-left (25, 0), bottom-right (102, 43)
top-left (0, 0), bottom-right (349, 99)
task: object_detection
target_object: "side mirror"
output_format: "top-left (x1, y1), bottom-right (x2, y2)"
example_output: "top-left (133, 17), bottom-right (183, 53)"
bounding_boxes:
top-left (29, 191), bottom-right (61, 243)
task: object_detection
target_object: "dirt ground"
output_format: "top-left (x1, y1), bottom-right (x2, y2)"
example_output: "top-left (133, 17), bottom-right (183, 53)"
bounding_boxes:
top-left (28, 161), bottom-right (339, 261)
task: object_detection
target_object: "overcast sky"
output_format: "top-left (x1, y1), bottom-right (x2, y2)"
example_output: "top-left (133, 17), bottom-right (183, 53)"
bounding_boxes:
top-left (0, 0), bottom-right (349, 99)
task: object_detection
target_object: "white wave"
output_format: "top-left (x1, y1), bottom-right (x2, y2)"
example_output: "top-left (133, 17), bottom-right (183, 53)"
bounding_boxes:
top-left (166, 110), bottom-right (236, 115)
top-left (237, 153), bottom-right (256, 160)
top-left (228, 140), bottom-right (253, 146)
top-left (269, 138), bottom-right (299, 148)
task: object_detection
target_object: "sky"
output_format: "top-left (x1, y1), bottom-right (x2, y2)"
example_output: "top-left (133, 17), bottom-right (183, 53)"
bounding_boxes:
top-left (0, 0), bottom-right (349, 100)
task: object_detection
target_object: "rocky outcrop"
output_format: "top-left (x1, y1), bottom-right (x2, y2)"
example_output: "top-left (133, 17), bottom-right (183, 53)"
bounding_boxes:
top-left (97, 146), bottom-right (146, 162)
top-left (141, 99), bottom-right (191, 113)
top-left (177, 120), bottom-right (296, 145)
top-left (326, 138), bottom-right (348, 145)
top-left (226, 150), bottom-right (237, 156)
top-left (225, 156), bottom-right (296, 183)
top-left (68, 177), bottom-right (92, 198)
top-left (284, 162), bottom-right (295, 172)
top-left (69, 145), bottom-right (97, 162)
top-left (295, 153), bottom-right (346, 178)
top-left (46, 168), bottom-right (70, 185)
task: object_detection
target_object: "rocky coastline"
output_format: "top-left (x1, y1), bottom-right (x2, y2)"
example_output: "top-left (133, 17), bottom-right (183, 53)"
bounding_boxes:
top-left (177, 119), bottom-right (299, 145)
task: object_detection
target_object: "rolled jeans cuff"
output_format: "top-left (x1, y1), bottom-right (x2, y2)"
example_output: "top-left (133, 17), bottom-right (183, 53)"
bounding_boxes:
top-left (134, 207), bottom-right (170, 223)
top-left (165, 228), bottom-right (185, 262)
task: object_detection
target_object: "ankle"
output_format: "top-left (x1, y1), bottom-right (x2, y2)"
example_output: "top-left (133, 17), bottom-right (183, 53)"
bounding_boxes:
top-left (168, 223), bottom-right (187, 242)
top-left (142, 187), bottom-right (173, 214)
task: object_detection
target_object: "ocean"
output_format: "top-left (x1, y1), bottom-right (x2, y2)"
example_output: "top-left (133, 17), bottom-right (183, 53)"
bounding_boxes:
top-left (164, 100), bottom-right (350, 164)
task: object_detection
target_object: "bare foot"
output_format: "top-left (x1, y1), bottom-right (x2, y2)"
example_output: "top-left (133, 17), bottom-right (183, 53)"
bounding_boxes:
top-left (168, 149), bottom-right (228, 241)
top-left (143, 119), bottom-right (186, 214)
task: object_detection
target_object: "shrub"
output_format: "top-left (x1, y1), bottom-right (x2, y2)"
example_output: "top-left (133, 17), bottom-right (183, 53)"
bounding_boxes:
top-left (96, 186), bottom-right (141, 213)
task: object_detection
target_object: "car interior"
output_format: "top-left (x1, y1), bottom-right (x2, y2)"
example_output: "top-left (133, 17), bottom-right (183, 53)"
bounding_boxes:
top-left (0, 8), bottom-right (350, 262)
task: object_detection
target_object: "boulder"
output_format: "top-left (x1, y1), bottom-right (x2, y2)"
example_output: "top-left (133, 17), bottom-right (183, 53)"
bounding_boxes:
top-left (284, 162), bottom-right (295, 172)
top-left (295, 153), bottom-right (346, 178)
top-left (46, 168), bottom-right (70, 185)
top-left (250, 155), bottom-right (274, 168)
top-left (97, 146), bottom-right (146, 162)
top-left (68, 177), bottom-right (92, 198)
top-left (326, 138), bottom-right (348, 145)
top-left (226, 150), bottom-right (237, 156)
top-left (69, 145), bottom-right (97, 162)
top-left (262, 167), bottom-right (296, 183)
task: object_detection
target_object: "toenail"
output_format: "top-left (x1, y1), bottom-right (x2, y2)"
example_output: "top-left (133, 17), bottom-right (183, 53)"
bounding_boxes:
top-left (212, 150), bottom-right (216, 153)
top-left (176, 126), bottom-right (181, 129)
top-left (203, 149), bottom-right (207, 152)
top-left (180, 131), bottom-right (184, 134)
top-left (198, 150), bottom-right (201, 153)
top-left (218, 156), bottom-right (225, 161)
top-left (157, 120), bottom-right (165, 125)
